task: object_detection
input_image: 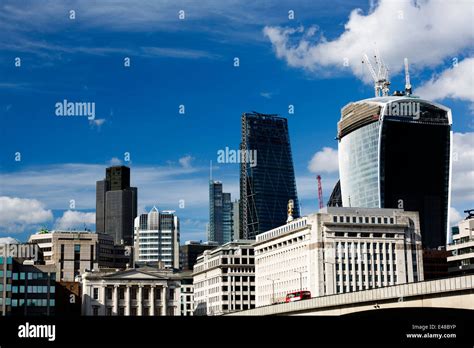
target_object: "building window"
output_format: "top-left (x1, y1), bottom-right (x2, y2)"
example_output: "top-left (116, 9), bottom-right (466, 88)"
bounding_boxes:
top-left (93, 307), bottom-right (99, 316)
top-left (93, 288), bottom-right (99, 300)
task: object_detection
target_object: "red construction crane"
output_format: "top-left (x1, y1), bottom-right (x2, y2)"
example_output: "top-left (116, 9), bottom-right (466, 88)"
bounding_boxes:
top-left (317, 175), bottom-right (323, 210)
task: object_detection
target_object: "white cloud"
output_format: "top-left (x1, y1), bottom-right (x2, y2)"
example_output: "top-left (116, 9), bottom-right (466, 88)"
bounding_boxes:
top-left (451, 132), bottom-right (474, 206)
top-left (264, 0), bottom-right (473, 83)
top-left (55, 210), bottom-right (95, 230)
top-left (108, 157), bottom-right (122, 166)
top-left (0, 196), bottom-right (53, 233)
top-left (260, 92), bottom-right (273, 99)
top-left (89, 118), bottom-right (106, 128)
top-left (449, 207), bottom-right (464, 227)
top-left (415, 57), bottom-right (474, 102)
top-left (178, 155), bottom-right (194, 169)
top-left (308, 147), bottom-right (339, 174)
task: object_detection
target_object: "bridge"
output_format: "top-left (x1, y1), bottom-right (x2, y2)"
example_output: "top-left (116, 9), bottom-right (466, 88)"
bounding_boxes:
top-left (227, 275), bottom-right (474, 316)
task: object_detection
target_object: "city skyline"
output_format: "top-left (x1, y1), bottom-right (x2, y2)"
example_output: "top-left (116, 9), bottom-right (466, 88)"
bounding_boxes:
top-left (0, 0), bottom-right (473, 244)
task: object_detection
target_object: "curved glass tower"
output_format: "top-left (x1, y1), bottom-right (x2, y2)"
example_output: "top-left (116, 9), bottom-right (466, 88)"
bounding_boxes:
top-left (338, 96), bottom-right (452, 249)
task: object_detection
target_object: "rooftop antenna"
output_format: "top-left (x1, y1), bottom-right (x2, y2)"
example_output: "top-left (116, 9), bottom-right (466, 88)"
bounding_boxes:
top-left (404, 58), bottom-right (412, 96)
top-left (362, 50), bottom-right (390, 97)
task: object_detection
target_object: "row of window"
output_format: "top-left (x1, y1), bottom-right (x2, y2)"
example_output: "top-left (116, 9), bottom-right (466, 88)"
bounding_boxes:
top-left (0, 298), bottom-right (55, 307)
top-left (333, 215), bottom-right (395, 224)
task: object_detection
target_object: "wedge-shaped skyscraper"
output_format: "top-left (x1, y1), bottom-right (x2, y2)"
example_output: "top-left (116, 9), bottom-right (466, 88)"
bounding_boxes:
top-left (337, 96), bottom-right (452, 249)
top-left (240, 112), bottom-right (300, 239)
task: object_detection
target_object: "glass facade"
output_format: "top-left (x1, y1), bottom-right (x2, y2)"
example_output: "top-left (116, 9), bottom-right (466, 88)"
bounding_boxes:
top-left (338, 98), bottom-right (451, 249)
top-left (209, 181), bottom-right (233, 245)
top-left (240, 112), bottom-right (300, 239)
top-left (339, 121), bottom-right (380, 208)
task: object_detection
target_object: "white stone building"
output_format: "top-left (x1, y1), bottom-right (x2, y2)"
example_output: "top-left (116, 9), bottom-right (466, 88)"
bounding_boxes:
top-left (255, 207), bottom-right (424, 307)
top-left (193, 240), bottom-right (255, 315)
top-left (179, 270), bottom-right (194, 316)
top-left (447, 212), bottom-right (474, 275)
top-left (81, 267), bottom-right (181, 316)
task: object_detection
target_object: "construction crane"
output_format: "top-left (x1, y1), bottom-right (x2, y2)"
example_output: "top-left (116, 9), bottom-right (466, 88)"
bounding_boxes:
top-left (317, 175), bottom-right (323, 210)
top-left (404, 57), bottom-right (412, 95)
top-left (362, 51), bottom-right (390, 97)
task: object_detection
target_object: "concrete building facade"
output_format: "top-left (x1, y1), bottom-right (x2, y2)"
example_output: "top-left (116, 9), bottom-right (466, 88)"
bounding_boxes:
top-left (448, 212), bottom-right (474, 275)
top-left (134, 207), bottom-right (180, 269)
top-left (254, 207), bottom-right (424, 307)
top-left (193, 240), bottom-right (255, 315)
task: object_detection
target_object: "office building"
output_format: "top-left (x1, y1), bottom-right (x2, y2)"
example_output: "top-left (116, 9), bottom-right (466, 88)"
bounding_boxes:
top-left (96, 166), bottom-right (137, 245)
top-left (81, 267), bottom-right (181, 316)
top-left (134, 207), bottom-right (180, 269)
top-left (180, 241), bottom-right (218, 271)
top-left (209, 181), bottom-right (233, 245)
top-left (0, 256), bottom-right (56, 316)
top-left (448, 210), bottom-right (474, 275)
top-left (193, 240), bottom-right (255, 315)
top-left (29, 230), bottom-right (131, 281)
top-left (179, 270), bottom-right (194, 316)
top-left (422, 248), bottom-right (449, 280)
top-left (254, 207), bottom-right (424, 307)
top-left (337, 97), bottom-right (452, 249)
top-left (240, 112), bottom-right (300, 239)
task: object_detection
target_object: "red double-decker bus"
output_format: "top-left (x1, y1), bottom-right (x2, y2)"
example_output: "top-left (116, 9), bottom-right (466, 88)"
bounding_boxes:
top-left (285, 291), bottom-right (311, 303)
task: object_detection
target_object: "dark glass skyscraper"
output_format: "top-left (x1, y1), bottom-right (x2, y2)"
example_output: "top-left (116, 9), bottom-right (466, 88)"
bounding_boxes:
top-left (338, 96), bottom-right (452, 249)
top-left (208, 181), bottom-right (233, 245)
top-left (96, 166), bottom-right (137, 245)
top-left (240, 112), bottom-right (300, 239)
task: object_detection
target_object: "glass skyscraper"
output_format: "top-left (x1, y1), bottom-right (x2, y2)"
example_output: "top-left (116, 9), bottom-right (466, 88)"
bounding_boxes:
top-left (208, 181), bottom-right (233, 245)
top-left (337, 96), bottom-right (452, 249)
top-left (240, 112), bottom-right (300, 239)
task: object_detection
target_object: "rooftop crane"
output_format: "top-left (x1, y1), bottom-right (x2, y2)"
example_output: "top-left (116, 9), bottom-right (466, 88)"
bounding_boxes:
top-left (317, 175), bottom-right (323, 210)
top-left (362, 51), bottom-right (390, 97)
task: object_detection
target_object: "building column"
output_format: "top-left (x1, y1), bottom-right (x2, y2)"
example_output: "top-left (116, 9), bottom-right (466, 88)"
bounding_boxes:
top-left (125, 285), bottom-right (131, 316)
top-left (137, 285), bottom-right (143, 316)
top-left (100, 285), bottom-right (107, 315)
top-left (161, 285), bottom-right (167, 316)
top-left (150, 286), bottom-right (155, 316)
top-left (113, 285), bottom-right (119, 315)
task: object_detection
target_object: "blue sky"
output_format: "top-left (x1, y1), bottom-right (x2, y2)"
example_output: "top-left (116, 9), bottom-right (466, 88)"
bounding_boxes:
top-left (0, 0), bottom-right (473, 242)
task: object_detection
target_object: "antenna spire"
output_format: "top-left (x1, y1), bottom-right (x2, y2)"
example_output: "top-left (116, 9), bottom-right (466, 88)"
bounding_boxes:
top-left (404, 58), bottom-right (412, 96)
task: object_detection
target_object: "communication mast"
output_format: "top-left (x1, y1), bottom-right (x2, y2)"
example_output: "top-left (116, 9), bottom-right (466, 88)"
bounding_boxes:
top-left (362, 51), bottom-right (390, 97)
top-left (404, 57), bottom-right (412, 95)
top-left (317, 175), bottom-right (323, 210)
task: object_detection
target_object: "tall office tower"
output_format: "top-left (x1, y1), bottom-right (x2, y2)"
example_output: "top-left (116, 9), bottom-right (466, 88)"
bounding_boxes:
top-left (240, 112), bottom-right (300, 239)
top-left (134, 207), bottom-right (180, 269)
top-left (337, 97), bottom-right (452, 249)
top-left (232, 199), bottom-right (240, 241)
top-left (208, 181), bottom-right (233, 245)
top-left (96, 166), bottom-right (137, 245)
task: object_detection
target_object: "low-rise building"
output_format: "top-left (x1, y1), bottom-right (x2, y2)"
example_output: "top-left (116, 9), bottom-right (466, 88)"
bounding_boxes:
top-left (29, 230), bottom-right (132, 281)
top-left (1, 256), bottom-right (56, 316)
top-left (179, 270), bottom-right (194, 316)
top-left (81, 267), bottom-right (181, 316)
top-left (193, 240), bottom-right (255, 315)
top-left (179, 241), bottom-right (218, 271)
top-left (448, 211), bottom-right (474, 275)
top-left (255, 207), bottom-right (424, 307)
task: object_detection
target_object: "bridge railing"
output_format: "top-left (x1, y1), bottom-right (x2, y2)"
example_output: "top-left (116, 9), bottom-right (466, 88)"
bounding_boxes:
top-left (226, 274), bottom-right (474, 316)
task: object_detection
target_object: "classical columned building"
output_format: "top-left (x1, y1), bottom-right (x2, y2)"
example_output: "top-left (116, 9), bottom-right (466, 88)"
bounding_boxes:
top-left (81, 268), bottom-right (181, 316)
